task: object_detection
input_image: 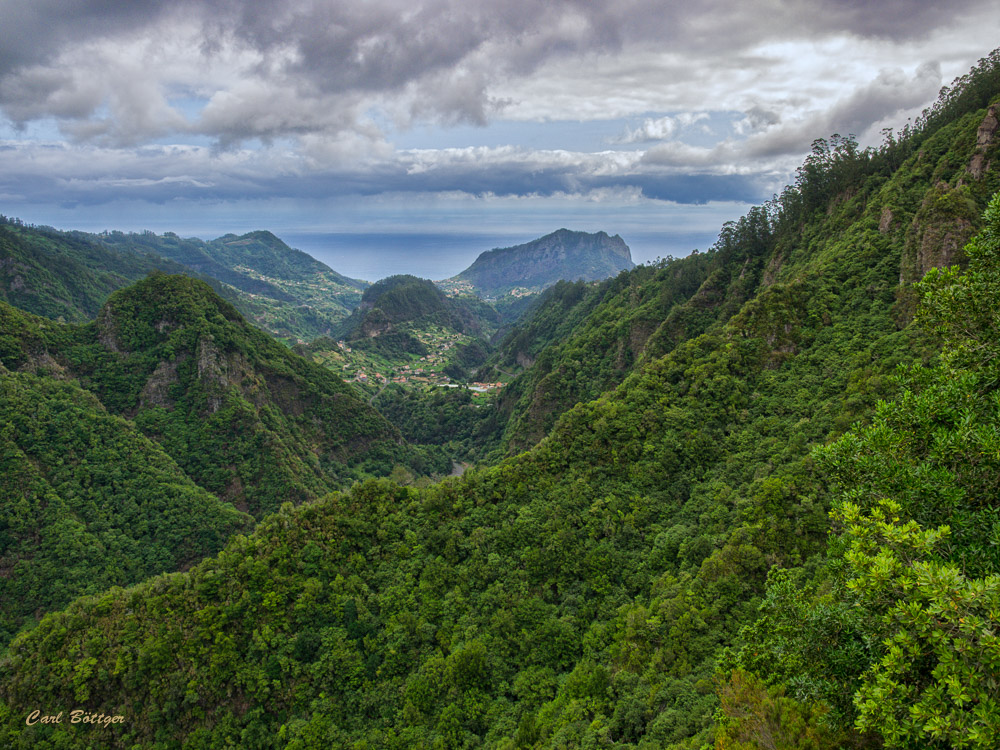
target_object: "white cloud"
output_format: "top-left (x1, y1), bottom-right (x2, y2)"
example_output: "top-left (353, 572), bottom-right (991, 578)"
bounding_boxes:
top-left (0, 0), bottom-right (997, 224)
top-left (617, 113), bottom-right (710, 144)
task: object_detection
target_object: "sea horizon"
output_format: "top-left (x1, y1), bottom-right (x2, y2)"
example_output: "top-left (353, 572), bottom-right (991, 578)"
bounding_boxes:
top-left (281, 229), bottom-right (716, 282)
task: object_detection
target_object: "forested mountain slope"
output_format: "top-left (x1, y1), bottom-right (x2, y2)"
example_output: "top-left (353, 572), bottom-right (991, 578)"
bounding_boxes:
top-left (0, 220), bottom-right (210, 322)
top-left (7, 274), bottom-right (429, 517)
top-left (336, 274), bottom-right (499, 345)
top-left (720, 193), bottom-right (1000, 750)
top-left (477, 80), bottom-right (1000, 457)
top-left (97, 230), bottom-right (368, 341)
top-left (478, 249), bottom-right (721, 453)
top-left (0, 274), bottom-right (451, 646)
top-left (3, 52), bottom-right (1000, 750)
top-left (317, 274), bottom-right (500, 382)
top-left (0, 303), bottom-right (254, 645)
top-left (0, 222), bottom-right (368, 342)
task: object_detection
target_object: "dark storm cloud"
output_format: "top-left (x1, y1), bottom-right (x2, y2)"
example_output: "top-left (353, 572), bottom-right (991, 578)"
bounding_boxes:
top-left (0, 0), bottom-right (175, 81)
top-left (257, 164), bottom-right (765, 205)
top-left (1, 0), bottom-right (981, 78)
top-left (0, 0), bottom-right (996, 214)
top-left (0, 0), bottom-right (993, 143)
top-left (0, 0), bottom-right (641, 138)
top-left (809, 0), bottom-right (984, 39)
top-left (592, 174), bottom-right (764, 204)
top-left (0, 139), bottom-right (771, 208)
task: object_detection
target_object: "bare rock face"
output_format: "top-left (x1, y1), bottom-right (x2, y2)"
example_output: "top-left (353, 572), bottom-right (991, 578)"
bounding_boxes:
top-left (515, 351), bottom-right (535, 369)
top-left (197, 335), bottom-right (241, 413)
top-left (761, 251), bottom-right (784, 286)
top-left (913, 215), bottom-right (973, 274)
top-left (0, 258), bottom-right (28, 293)
top-left (140, 358), bottom-right (183, 410)
top-left (18, 352), bottom-right (69, 379)
top-left (879, 207), bottom-right (894, 234)
top-left (969, 103), bottom-right (999, 180)
top-left (194, 334), bottom-right (258, 413)
top-left (900, 182), bottom-right (978, 285)
top-left (96, 306), bottom-right (124, 354)
top-left (197, 335), bottom-right (228, 389)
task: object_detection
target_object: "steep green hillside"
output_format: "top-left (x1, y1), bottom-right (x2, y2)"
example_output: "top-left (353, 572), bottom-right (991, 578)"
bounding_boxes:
top-left (478, 249), bottom-right (721, 453)
top-left (0, 222), bottom-right (368, 343)
top-left (339, 274), bottom-right (451, 341)
top-left (97, 230), bottom-right (368, 341)
top-left (372, 384), bottom-right (492, 462)
top-left (2, 53), bottom-right (1000, 750)
top-left (722, 194), bottom-right (1000, 750)
top-left (73, 274), bottom-right (432, 515)
top-left (0, 274), bottom-right (453, 647)
top-left (339, 274), bottom-right (499, 341)
top-left (448, 229), bottom-right (635, 298)
top-left (0, 221), bottom-right (203, 322)
top-left (476, 78), bottom-right (1000, 459)
top-left (0, 303), bottom-right (254, 645)
top-left (3, 274), bottom-right (438, 519)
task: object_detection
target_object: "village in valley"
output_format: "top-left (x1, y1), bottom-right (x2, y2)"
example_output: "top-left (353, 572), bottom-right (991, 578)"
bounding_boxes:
top-left (305, 323), bottom-right (505, 402)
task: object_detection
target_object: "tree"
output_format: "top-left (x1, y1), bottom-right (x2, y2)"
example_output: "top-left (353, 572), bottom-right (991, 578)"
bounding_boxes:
top-left (834, 501), bottom-right (1000, 749)
top-left (731, 193), bottom-right (1000, 749)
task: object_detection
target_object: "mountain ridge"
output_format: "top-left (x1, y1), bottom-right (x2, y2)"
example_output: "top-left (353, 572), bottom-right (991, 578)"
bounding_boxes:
top-left (447, 228), bottom-right (636, 298)
top-left (0, 299), bottom-right (256, 644)
top-left (0, 222), bottom-right (369, 342)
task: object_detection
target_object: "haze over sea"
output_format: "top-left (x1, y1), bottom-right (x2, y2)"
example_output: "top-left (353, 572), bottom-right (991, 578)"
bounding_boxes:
top-left (281, 230), bottom-right (717, 282)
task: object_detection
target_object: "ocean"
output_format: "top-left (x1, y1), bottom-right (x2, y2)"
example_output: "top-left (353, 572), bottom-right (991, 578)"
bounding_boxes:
top-left (280, 230), bottom-right (717, 282)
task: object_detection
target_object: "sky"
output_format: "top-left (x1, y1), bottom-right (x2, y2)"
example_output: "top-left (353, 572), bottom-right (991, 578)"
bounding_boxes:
top-left (1, 0), bottom-right (999, 275)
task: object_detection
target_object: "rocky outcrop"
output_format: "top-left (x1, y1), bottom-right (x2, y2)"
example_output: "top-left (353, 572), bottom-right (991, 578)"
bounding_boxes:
top-left (195, 335), bottom-right (258, 413)
top-left (879, 207), bottom-right (894, 233)
top-left (139, 358), bottom-right (182, 410)
top-left (900, 182), bottom-right (978, 284)
top-left (968, 103), bottom-right (999, 180)
top-left (452, 229), bottom-right (635, 298)
top-left (96, 306), bottom-right (124, 354)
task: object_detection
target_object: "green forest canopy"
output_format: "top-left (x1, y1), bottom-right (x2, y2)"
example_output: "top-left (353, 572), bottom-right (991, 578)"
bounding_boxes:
top-left (2, 50), bottom-right (1000, 750)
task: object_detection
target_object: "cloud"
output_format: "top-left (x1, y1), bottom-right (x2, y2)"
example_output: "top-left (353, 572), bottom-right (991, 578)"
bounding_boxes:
top-left (0, 0), bottom-right (644, 144)
top-left (618, 113), bottom-right (710, 144)
top-left (826, 61), bottom-right (942, 136)
top-left (1, 0), bottom-right (995, 148)
top-left (0, 136), bottom-right (776, 209)
top-left (733, 107), bottom-right (781, 136)
top-left (0, 0), bottom-right (997, 226)
top-left (740, 61), bottom-right (943, 158)
top-left (0, 0), bottom-right (170, 75)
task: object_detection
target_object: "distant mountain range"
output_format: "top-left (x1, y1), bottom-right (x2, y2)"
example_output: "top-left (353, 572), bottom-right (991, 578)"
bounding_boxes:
top-left (0, 223), bottom-right (370, 341)
top-left (1, 221), bottom-right (640, 388)
top-left (444, 229), bottom-right (635, 298)
top-left (1, 222), bottom-right (637, 343)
